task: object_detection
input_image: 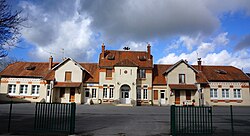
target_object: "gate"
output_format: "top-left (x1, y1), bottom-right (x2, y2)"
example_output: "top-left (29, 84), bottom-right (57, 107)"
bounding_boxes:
top-left (34, 102), bottom-right (76, 134)
top-left (171, 105), bottom-right (213, 135)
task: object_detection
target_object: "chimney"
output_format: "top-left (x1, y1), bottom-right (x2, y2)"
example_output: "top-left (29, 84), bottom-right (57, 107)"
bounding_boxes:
top-left (49, 56), bottom-right (53, 70)
top-left (197, 58), bottom-right (202, 71)
top-left (147, 43), bottom-right (151, 60)
top-left (102, 43), bottom-right (105, 59)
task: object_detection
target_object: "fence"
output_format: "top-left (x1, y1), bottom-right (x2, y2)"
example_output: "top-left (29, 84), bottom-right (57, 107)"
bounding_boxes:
top-left (34, 102), bottom-right (76, 134)
top-left (171, 105), bottom-right (213, 135)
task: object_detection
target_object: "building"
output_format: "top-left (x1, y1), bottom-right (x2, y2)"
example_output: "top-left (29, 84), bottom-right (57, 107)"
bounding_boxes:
top-left (0, 44), bottom-right (250, 106)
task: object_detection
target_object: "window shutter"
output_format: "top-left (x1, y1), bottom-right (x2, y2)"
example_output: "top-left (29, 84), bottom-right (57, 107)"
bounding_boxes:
top-left (154, 90), bottom-right (158, 100)
top-left (106, 69), bottom-right (112, 77)
top-left (65, 72), bottom-right (72, 81)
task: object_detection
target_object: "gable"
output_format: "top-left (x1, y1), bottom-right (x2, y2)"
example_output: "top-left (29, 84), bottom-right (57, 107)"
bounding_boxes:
top-left (164, 59), bottom-right (198, 75)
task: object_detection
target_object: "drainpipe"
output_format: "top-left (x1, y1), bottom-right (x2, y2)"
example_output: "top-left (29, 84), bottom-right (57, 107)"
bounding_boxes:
top-left (50, 80), bottom-right (54, 103)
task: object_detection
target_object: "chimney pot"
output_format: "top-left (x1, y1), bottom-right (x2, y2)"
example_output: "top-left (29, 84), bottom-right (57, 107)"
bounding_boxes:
top-left (197, 58), bottom-right (202, 71)
top-left (49, 56), bottom-right (53, 70)
top-left (102, 43), bottom-right (105, 59)
top-left (147, 43), bottom-right (151, 60)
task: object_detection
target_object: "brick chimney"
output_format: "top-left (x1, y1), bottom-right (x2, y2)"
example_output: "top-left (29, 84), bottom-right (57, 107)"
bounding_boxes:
top-left (197, 58), bottom-right (202, 71)
top-left (147, 43), bottom-right (151, 60)
top-left (49, 56), bottom-right (53, 70)
top-left (102, 43), bottom-right (105, 59)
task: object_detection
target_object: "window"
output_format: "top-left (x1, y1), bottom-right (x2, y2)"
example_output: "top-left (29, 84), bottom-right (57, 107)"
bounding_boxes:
top-left (106, 69), bottom-right (112, 77)
top-left (103, 85), bottom-right (108, 98)
top-left (138, 69), bottom-right (146, 78)
top-left (20, 85), bottom-right (28, 95)
top-left (85, 88), bottom-right (90, 97)
top-left (92, 88), bottom-right (97, 98)
top-left (109, 85), bottom-right (114, 98)
top-left (143, 86), bottom-right (148, 99)
top-left (137, 88), bottom-right (141, 99)
top-left (8, 84), bottom-right (16, 94)
top-left (65, 71), bottom-right (72, 81)
top-left (222, 89), bottom-right (229, 98)
top-left (210, 89), bottom-right (218, 98)
top-left (32, 85), bottom-right (40, 95)
top-left (233, 89), bottom-right (241, 98)
top-left (179, 74), bottom-right (185, 84)
top-left (60, 88), bottom-right (65, 98)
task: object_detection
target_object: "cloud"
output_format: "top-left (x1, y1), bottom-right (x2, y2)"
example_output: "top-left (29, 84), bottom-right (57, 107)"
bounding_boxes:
top-left (18, 0), bottom-right (96, 62)
top-left (79, 0), bottom-right (220, 42)
top-left (157, 32), bottom-right (250, 72)
top-left (235, 34), bottom-right (250, 50)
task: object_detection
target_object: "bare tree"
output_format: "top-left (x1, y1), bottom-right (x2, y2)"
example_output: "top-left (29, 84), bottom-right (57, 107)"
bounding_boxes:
top-left (0, 56), bottom-right (22, 71)
top-left (0, 0), bottom-right (26, 57)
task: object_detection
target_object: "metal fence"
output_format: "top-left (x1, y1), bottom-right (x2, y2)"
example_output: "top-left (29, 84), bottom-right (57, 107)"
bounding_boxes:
top-left (171, 105), bottom-right (213, 135)
top-left (34, 102), bottom-right (76, 134)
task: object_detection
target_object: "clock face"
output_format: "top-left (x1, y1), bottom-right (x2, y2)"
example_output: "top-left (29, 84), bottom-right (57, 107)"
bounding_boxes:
top-left (124, 70), bottom-right (128, 74)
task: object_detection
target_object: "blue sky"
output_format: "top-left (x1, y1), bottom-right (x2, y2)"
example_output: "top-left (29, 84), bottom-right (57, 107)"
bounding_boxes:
top-left (5, 0), bottom-right (250, 72)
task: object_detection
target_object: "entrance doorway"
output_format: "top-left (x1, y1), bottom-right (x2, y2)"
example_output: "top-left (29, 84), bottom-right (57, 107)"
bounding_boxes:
top-left (69, 88), bottom-right (75, 102)
top-left (175, 90), bottom-right (180, 104)
top-left (160, 90), bottom-right (165, 104)
top-left (120, 84), bottom-right (131, 104)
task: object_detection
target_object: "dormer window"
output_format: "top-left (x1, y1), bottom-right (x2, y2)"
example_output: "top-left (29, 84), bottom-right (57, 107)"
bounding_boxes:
top-left (26, 66), bottom-right (36, 70)
top-left (179, 74), bottom-right (185, 84)
top-left (107, 54), bottom-right (115, 60)
top-left (216, 70), bottom-right (227, 74)
top-left (65, 71), bottom-right (72, 81)
top-left (138, 56), bottom-right (146, 61)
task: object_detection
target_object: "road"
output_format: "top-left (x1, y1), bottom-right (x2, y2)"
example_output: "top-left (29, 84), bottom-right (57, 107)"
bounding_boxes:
top-left (0, 103), bottom-right (250, 135)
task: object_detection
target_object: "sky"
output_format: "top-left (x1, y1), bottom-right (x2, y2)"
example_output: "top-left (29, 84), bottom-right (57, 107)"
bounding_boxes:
top-left (4, 0), bottom-right (250, 72)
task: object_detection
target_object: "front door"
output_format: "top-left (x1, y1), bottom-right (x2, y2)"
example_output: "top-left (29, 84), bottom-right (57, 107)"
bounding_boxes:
top-left (84, 88), bottom-right (90, 104)
top-left (69, 88), bottom-right (75, 102)
top-left (160, 90), bottom-right (165, 104)
top-left (175, 90), bottom-right (180, 104)
top-left (121, 85), bottom-right (131, 104)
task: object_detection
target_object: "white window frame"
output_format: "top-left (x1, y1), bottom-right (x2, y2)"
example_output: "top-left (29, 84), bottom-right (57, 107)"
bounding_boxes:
top-left (233, 89), bottom-right (241, 99)
top-left (109, 85), bottom-right (114, 99)
top-left (20, 85), bottom-right (28, 95)
top-left (210, 89), bottom-right (218, 99)
top-left (103, 85), bottom-right (108, 99)
top-left (92, 88), bottom-right (97, 98)
top-left (138, 69), bottom-right (146, 78)
top-left (143, 85), bottom-right (148, 100)
top-left (8, 84), bottom-right (16, 95)
top-left (31, 85), bottom-right (40, 96)
top-left (222, 89), bottom-right (229, 99)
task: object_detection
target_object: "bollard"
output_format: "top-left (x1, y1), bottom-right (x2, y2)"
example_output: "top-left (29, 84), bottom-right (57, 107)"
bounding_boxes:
top-left (8, 101), bottom-right (13, 133)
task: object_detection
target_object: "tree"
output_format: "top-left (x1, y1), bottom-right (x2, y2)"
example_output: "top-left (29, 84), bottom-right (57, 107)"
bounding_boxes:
top-left (0, 56), bottom-right (22, 71)
top-left (0, 0), bottom-right (26, 57)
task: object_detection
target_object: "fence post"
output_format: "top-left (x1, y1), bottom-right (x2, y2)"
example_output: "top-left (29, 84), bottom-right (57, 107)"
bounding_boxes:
top-left (70, 103), bottom-right (76, 135)
top-left (8, 101), bottom-right (13, 133)
top-left (230, 105), bottom-right (234, 136)
top-left (171, 105), bottom-right (176, 136)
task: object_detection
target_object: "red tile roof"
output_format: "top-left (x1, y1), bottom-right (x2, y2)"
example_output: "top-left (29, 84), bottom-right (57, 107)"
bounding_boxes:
top-left (193, 65), bottom-right (249, 81)
top-left (80, 63), bottom-right (99, 83)
top-left (0, 62), bottom-right (58, 78)
top-left (99, 50), bottom-right (153, 68)
top-left (152, 64), bottom-right (171, 85)
top-left (169, 84), bottom-right (197, 90)
top-left (54, 82), bottom-right (82, 87)
top-left (114, 59), bottom-right (138, 67)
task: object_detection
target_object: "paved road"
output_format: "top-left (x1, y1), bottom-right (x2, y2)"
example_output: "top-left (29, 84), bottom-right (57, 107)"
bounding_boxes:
top-left (0, 104), bottom-right (250, 136)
